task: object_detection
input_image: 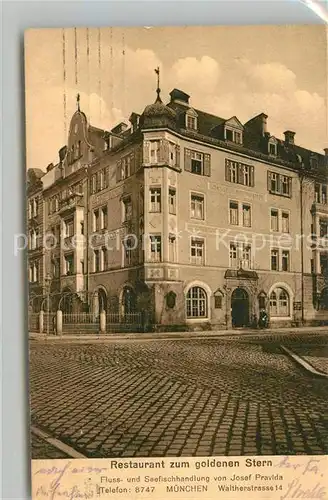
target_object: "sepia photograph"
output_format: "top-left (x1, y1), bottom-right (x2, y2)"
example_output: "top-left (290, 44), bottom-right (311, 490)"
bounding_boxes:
top-left (25, 25), bottom-right (328, 466)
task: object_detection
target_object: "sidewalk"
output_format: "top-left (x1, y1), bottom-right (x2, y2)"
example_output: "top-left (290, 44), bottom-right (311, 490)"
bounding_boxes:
top-left (29, 325), bottom-right (328, 342)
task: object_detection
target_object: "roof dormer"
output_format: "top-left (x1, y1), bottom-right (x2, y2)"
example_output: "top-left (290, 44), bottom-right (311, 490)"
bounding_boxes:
top-left (268, 136), bottom-right (278, 157)
top-left (224, 116), bottom-right (244, 145)
top-left (185, 108), bottom-right (198, 131)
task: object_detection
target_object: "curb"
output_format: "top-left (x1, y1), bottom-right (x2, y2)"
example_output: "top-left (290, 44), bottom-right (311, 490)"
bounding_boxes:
top-left (31, 425), bottom-right (87, 459)
top-left (280, 345), bottom-right (328, 379)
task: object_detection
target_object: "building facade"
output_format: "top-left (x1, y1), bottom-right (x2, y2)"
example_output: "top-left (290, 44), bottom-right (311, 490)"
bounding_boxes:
top-left (27, 87), bottom-right (328, 330)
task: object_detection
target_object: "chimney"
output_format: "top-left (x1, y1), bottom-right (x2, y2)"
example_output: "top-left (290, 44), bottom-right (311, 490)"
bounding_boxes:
top-left (284, 130), bottom-right (295, 145)
top-left (129, 112), bottom-right (140, 132)
top-left (244, 113), bottom-right (268, 136)
top-left (324, 148), bottom-right (328, 157)
top-left (46, 163), bottom-right (54, 172)
top-left (169, 88), bottom-right (190, 105)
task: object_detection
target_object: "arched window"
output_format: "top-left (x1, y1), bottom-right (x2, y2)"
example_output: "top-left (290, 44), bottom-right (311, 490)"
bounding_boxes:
top-left (186, 286), bottom-right (207, 318)
top-left (122, 287), bottom-right (136, 315)
top-left (320, 287), bottom-right (328, 310)
top-left (269, 287), bottom-right (290, 317)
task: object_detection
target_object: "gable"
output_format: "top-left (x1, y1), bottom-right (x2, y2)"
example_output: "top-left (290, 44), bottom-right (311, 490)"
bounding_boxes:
top-left (186, 108), bottom-right (198, 118)
top-left (225, 116), bottom-right (244, 130)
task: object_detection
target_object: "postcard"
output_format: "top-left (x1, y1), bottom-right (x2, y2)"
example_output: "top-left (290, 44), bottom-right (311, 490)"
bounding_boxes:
top-left (25, 25), bottom-right (328, 499)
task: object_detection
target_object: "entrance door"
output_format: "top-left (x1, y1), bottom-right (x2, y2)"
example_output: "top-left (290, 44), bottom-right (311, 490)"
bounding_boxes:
top-left (231, 288), bottom-right (249, 327)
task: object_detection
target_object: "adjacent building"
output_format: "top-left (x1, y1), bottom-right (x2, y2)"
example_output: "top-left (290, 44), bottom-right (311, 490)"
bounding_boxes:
top-left (27, 86), bottom-right (328, 330)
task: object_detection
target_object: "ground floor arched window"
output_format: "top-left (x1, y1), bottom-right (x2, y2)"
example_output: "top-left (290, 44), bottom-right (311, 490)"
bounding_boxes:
top-left (320, 287), bottom-right (328, 310)
top-left (186, 286), bottom-right (207, 318)
top-left (269, 287), bottom-right (290, 317)
top-left (122, 287), bottom-right (136, 315)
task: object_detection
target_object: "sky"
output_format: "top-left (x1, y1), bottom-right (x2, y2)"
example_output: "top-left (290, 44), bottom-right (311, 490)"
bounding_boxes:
top-left (25, 25), bottom-right (327, 171)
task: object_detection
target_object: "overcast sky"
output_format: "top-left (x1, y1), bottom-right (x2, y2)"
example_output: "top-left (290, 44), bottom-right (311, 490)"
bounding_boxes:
top-left (25, 25), bottom-right (327, 170)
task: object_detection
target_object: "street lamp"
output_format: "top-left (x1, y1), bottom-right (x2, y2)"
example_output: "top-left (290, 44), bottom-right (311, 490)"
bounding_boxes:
top-left (44, 273), bottom-right (52, 335)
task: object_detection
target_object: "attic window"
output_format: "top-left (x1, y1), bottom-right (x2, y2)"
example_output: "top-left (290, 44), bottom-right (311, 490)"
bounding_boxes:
top-left (185, 110), bottom-right (198, 131)
top-left (268, 137), bottom-right (278, 157)
top-left (225, 127), bottom-right (242, 145)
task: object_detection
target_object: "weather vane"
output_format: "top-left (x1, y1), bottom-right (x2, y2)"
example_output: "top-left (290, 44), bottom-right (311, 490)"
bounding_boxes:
top-left (154, 67), bottom-right (162, 103)
top-left (76, 93), bottom-right (80, 112)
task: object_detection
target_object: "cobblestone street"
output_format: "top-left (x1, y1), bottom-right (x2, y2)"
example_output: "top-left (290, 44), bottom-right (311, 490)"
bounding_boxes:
top-left (30, 336), bottom-right (328, 458)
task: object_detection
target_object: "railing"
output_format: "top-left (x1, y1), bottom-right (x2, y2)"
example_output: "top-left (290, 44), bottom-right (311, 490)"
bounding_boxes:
top-left (63, 313), bottom-right (98, 324)
top-left (29, 313), bottom-right (39, 332)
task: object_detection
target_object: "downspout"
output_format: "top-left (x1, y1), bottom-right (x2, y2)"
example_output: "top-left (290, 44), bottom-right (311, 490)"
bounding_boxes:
top-left (300, 170), bottom-right (305, 324)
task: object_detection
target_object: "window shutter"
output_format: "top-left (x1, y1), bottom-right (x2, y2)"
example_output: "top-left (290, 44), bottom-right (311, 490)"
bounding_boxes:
top-left (288, 177), bottom-right (292, 197)
top-left (250, 166), bottom-right (255, 187)
top-left (267, 172), bottom-right (271, 192)
top-left (237, 163), bottom-right (243, 185)
top-left (116, 160), bottom-right (122, 183)
top-left (225, 159), bottom-right (230, 181)
top-left (184, 148), bottom-right (192, 172)
top-left (204, 154), bottom-right (211, 177)
top-left (176, 145), bottom-right (180, 169)
top-left (130, 152), bottom-right (135, 175)
top-left (143, 141), bottom-right (150, 164)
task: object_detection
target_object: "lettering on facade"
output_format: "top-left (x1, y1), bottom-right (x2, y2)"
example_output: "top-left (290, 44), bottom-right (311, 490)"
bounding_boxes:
top-left (91, 186), bottom-right (123, 208)
top-left (208, 181), bottom-right (266, 202)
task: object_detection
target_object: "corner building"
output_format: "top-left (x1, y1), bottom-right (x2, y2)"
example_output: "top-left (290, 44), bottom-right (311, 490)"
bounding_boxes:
top-left (27, 87), bottom-right (328, 330)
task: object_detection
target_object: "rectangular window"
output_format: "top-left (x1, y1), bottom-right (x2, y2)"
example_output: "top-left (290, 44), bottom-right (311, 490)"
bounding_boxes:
top-left (80, 221), bottom-right (84, 235)
top-left (29, 262), bottom-right (39, 282)
top-left (150, 235), bottom-right (162, 263)
top-left (150, 188), bottom-right (161, 213)
top-left (94, 249), bottom-right (100, 273)
top-left (65, 254), bottom-right (74, 275)
top-left (268, 171), bottom-right (292, 197)
top-left (225, 159), bottom-right (254, 187)
top-left (169, 234), bottom-right (176, 263)
top-left (271, 249), bottom-right (279, 271)
top-left (322, 185), bottom-right (327, 204)
top-left (190, 238), bottom-right (204, 265)
top-left (225, 129), bottom-right (233, 141)
top-left (320, 253), bottom-right (328, 275)
top-left (102, 247), bottom-right (108, 270)
top-left (229, 201), bottom-right (239, 225)
top-left (123, 196), bottom-right (132, 222)
top-left (282, 212), bottom-right (290, 233)
top-left (191, 151), bottom-right (203, 175)
top-left (191, 194), bottom-right (205, 220)
top-left (93, 209), bottom-right (100, 232)
top-left (187, 115), bottom-right (197, 130)
top-left (315, 184), bottom-right (320, 203)
top-left (121, 155), bottom-right (131, 179)
top-left (282, 250), bottom-right (290, 272)
top-left (101, 206), bottom-right (108, 230)
top-left (150, 141), bottom-right (160, 163)
top-left (320, 219), bottom-right (328, 238)
top-left (65, 218), bottom-right (74, 237)
top-left (242, 204), bottom-right (251, 227)
top-left (241, 244), bottom-right (252, 269)
top-left (269, 143), bottom-right (277, 156)
top-left (169, 188), bottom-right (176, 215)
top-left (229, 244), bottom-right (238, 268)
top-left (225, 128), bottom-right (242, 144)
top-left (271, 209), bottom-right (279, 232)
top-left (124, 236), bottom-right (134, 267)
